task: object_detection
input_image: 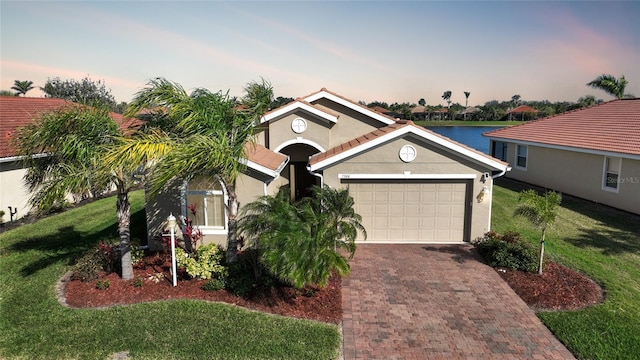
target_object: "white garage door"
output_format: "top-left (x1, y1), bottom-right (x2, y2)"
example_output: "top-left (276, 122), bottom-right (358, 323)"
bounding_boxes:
top-left (347, 181), bottom-right (469, 243)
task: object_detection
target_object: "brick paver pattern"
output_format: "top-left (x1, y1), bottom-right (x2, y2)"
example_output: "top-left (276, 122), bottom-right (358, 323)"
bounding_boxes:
top-left (341, 244), bottom-right (575, 359)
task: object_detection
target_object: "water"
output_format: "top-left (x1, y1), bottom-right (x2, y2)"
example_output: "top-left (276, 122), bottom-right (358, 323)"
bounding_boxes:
top-left (426, 126), bottom-right (504, 154)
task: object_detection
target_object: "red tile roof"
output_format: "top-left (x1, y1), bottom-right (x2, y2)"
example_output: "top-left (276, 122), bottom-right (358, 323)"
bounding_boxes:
top-left (484, 98), bottom-right (640, 156)
top-left (244, 142), bottom-right (287, 172)
top-left (0, 97), bottom-right (143, 159)
top-left (508, 105), bottom-right (539, 114)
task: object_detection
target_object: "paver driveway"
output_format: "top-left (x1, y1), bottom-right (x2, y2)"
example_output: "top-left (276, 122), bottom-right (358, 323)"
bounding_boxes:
top-left (341, 244), bottom-right (575, 359)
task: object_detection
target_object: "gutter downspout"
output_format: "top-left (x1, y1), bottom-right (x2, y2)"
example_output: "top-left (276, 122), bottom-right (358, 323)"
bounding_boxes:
top-left (487, 166), bottom-right (512, 233)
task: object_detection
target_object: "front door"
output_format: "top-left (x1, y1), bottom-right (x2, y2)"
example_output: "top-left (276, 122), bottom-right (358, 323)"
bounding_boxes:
top-left (290, 161), bottom-right (319, 201)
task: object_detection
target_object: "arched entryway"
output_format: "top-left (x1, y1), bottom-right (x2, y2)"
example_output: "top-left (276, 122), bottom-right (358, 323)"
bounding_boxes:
top-left (277, 143), bottom-right (322, 202)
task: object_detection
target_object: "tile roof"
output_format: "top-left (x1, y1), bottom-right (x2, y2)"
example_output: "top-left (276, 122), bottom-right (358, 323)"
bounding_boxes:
top-left (309, 120), bottom-right (508, 170)
top-left (244, 142), bottom-right (288, 173)
top-left (302, 88), bottom-right (397, 124)
top-left (0, 97), bottom-right (143, 159)
top-left (508, 105), bottom-right (539, 114)
top-left (484, 98), bottom-right (640, 156)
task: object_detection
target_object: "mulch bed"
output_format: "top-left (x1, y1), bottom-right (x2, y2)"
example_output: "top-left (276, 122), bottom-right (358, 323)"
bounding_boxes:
top-left (497, 262), bottom-right (605, 311)
top-left (61, 253), bottom-right (342, 324)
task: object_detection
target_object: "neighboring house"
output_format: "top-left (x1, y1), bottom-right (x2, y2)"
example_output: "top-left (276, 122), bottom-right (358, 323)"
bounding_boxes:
top-left (484, 98), bottom-right (640, 215)
top-left (0, 97), bottom-right (141, 223)
top-left (507, 105), bottom-right (539, 121)
top-left (148, 88), bottom-right (510, 247)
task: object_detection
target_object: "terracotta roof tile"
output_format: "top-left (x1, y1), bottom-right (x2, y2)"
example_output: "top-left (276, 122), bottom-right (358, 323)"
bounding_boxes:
top-left (508, 105), bottom-right (539, 114)
top-left (1, 97), bottom-right (143, 159)
top-left (484, 98), bottom-right (640, 156)
top-left (244, 142), bottom-right (287, 172)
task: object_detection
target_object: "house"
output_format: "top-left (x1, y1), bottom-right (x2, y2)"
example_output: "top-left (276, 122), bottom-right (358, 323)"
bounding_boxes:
top-left (484, 98), bottom-right (640, 215)
top-left (147, 88), bottom-right (510, 247)
top-left (507, 105), bottom-right (539, 121)
top-left (0, 97), bottom-right (141, 223)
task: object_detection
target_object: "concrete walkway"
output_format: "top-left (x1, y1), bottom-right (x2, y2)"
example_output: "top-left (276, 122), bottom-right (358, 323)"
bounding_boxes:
top-left (341, 244), bottom-right (575, 359)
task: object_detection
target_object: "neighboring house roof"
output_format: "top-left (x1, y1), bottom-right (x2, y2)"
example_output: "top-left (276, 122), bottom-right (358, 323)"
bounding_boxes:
top-left (371, 106), bottom-right (390, 114)
top-left (0, 97), bottom-right (142, 160)
top-left (460, 106), bottom-right (480, 114)
top-left (411, 105), bottom-right (426, 113)
top-left (508, 105), bottom-right (539, 114)
top-left (308, 120), bottom-right (509, 172)
top-left (484, 98), bottom-right (640, 157)
top-left (244, 142), bottom-right (288, 178)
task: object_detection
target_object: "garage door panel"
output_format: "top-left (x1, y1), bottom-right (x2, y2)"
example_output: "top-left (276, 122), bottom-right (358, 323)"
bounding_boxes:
top-left (349, 181), bottom-right (468, 243)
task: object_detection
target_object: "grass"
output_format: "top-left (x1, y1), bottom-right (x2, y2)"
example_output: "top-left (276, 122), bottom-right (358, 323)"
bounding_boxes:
top-left (415, 120), bottom-right (523, 127)
top-left (0, 190), bottom-right (340, 360)
top-left (492, 178), bottom-right (640, 360)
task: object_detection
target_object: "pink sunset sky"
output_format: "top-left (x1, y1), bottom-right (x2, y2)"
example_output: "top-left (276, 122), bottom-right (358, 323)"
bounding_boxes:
top-left (1, 1), bottom-right (639, 106)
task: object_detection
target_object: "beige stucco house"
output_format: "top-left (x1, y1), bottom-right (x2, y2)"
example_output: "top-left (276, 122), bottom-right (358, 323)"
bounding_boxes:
top-left (484, 98), bottom-right (640, 215)
top-left (148, 88), bottom-right (510, 247)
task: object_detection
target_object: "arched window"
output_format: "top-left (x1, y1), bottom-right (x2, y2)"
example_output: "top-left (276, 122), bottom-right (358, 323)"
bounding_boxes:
top-left (185, 176), bottom-right (226, 231)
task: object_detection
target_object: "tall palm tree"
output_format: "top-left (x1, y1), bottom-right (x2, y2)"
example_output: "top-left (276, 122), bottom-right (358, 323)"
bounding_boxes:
top-left (116, 77), bottom-right (273, 263)
top-left (441, 91), bottom-right (452, 119)
top-left (15, 104), bottom-right (141, 279)
top-left (586, 74), bottom-right (629, 99)
top-left (514, 189), bottom-right (562, 274)
top-left (463, 91), bottom-right (471, 120)
top-left (11, 80), bottom-right (34, 97)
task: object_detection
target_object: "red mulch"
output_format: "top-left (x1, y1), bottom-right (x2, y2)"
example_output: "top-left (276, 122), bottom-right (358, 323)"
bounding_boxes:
top-left (61, 254), bottom-right (604, 323)
top-left (497, 262), bottom-right (605, 311)
top-left (61, 253), bottom-right (342, 324)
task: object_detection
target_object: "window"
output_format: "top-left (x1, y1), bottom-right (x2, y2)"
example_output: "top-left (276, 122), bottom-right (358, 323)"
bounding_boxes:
top-left (186, 176), bottom-right (226, 230)
top-left (491, 141), bottom-right (508, 162)
top-left (516, 145), bottom-right (528, 169)
top-left (603, 156), bottom-right (621, 191)
top-left (291, 117), bottom-right (307, 133)
top-left (399, 145), bottom-right (417, 162)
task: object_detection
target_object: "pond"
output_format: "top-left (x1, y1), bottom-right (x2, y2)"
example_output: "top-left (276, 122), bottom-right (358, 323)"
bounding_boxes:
top-left (426, 126), bottom-right (504, 154)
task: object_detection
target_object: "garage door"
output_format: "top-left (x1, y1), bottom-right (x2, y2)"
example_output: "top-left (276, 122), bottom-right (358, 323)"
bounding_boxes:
top-left (346, 181), bottom-right (469, 243)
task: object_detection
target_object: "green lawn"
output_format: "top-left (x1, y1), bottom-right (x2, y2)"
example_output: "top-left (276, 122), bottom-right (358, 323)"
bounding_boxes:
top-left (0, 191), bottom-right (340, 360)
top-left (492, 178), bottom-right (640, 360)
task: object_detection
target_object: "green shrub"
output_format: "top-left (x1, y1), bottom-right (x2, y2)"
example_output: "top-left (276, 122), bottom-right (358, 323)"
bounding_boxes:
top-left (71, 242), bottom-right (120, 281)
top-left (201, 278), bottom-right (226, 291)
top-left (473, 231), bottom-right (537, 272)
top-left (175, 244), bottom-right (227, 280)
top-left (132, 276), bottom-right (144, 288)
top-left (95, 279), bottom-right (110, 290)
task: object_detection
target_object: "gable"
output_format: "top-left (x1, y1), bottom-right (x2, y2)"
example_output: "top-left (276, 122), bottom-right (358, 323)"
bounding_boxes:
top-left (309, 120), bottom-right (509, 173)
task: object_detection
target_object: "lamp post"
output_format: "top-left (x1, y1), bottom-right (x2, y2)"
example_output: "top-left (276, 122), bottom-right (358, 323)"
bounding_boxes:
top-left (168, 213), bottom-right (178, 287)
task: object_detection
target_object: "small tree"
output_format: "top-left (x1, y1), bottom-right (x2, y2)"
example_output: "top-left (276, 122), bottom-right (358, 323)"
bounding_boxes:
top-left (41, 76), bottom-right (117, 109)
top-left (514, 189), bottom-right (562, 274)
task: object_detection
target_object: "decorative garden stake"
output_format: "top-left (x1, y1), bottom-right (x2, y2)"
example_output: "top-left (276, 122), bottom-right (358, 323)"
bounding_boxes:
top-left (168, 213), bottom-right (178, 287)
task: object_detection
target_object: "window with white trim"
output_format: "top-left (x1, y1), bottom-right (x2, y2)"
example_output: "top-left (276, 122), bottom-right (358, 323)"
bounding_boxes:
top-left (603, 156), bottom-right (621, 191)
top-left (399, 145), bottom-right (417, 162)
top-left (291, 117), bottom-right (307, 134)
top-left (516, 144), bottom-right (528, 169)
top-left (186, 176), bottom-right (226, 230)
top-left (491, 141), bottom-right (508, 162)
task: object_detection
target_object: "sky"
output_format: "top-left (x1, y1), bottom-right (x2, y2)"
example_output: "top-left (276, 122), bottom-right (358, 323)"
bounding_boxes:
top-left (1, 1), bottom-right (639, 107)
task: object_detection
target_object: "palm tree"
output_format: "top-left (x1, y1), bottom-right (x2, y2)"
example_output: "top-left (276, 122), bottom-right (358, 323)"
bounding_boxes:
top-left (238, 185), bottom-right (365, 288)
top-left (15, 104), bottom-right (141, 279)
top-left (441, 91), bottom-right (452, 119)
top-left (116, 77), bottom-right (272, 263)
top-left (464, 91), bottom-right (471, 120)
top-left (587, 74), bottom-right (629, 99)
top-left (11, 80), bottom-right (34, 97)
top-left (514, 190), bottom-right (562, 274)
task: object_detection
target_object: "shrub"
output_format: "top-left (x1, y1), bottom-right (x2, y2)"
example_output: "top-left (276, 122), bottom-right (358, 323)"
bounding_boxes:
top-left (473, 231), bottom-right (537, 272)
top-left (95, 279), bottom-right (110, 290)
top-left (71, 241), bottom-right (120, 281)
top-left (175, 244), bottom-right (227, 281)
top-left (132, 276), bottom-right (144, 287)
top-left (201, 278), bottom-right (226, 291)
